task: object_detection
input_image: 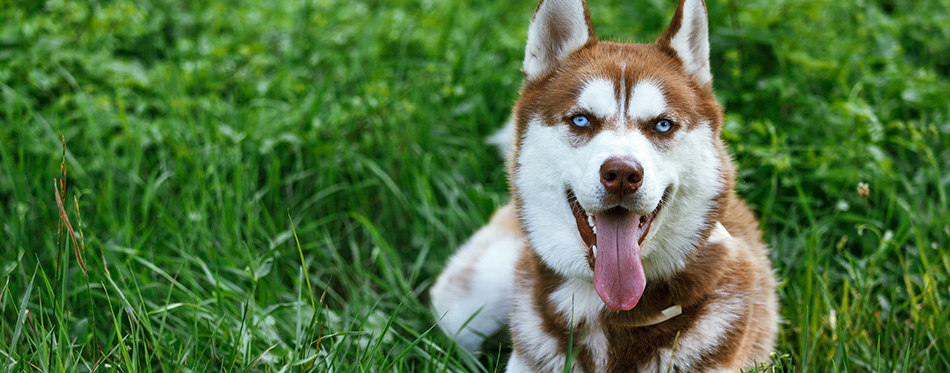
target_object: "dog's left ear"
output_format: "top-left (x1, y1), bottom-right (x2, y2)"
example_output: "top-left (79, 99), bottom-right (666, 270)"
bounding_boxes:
top-left (523, 0), bottom-right (596, 81)
top-left (656, 0), bottom-right (712, 87)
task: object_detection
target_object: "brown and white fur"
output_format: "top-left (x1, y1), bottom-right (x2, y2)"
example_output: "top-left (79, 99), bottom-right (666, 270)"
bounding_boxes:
top-left (431, 0), bottom-right (778, 371)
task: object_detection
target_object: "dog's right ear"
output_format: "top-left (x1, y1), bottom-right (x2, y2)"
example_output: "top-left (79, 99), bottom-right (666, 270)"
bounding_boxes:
top-left (523, 0), bottom-right (596, 81)
top-left (656, 0), bottom-right (712, 87)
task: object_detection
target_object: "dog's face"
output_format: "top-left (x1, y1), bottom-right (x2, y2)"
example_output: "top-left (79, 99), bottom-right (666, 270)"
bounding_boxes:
top-left (511, 0), bottom-right (728, 310)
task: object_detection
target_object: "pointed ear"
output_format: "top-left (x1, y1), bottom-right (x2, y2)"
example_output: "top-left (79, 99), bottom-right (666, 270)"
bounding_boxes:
top-left (656, 0), bottom-right (712, 87)
top-left (523, 0), bottom-right (596, 81)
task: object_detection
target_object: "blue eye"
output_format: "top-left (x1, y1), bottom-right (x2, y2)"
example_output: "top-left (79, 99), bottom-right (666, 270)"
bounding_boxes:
top-left (655, 119), bottom-right (672, 133)
top-left (571, 115), bottom-right (591, 127)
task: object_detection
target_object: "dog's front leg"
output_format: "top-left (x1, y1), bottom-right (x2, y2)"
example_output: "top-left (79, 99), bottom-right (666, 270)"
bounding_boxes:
top-left (430, 204), bottom-right (523, 353)
top-left (504, 350), bottom-right (534, 373)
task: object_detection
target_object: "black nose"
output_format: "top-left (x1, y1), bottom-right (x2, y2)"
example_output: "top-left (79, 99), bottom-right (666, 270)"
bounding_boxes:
top-left (600, 158), bottom-right (643, 195)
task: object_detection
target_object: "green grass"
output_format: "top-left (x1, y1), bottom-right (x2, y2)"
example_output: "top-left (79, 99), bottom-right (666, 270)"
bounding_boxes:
top-left (1, 0), bottom-right (948, 371)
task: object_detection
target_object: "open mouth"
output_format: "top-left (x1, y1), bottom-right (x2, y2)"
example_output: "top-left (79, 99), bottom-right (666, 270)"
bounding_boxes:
top-left (567, 190), bottom-right (665, 311)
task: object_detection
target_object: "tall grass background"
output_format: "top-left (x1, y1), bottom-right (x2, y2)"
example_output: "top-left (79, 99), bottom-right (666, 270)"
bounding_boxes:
top-left (1, 0), bottom-right (948, 371)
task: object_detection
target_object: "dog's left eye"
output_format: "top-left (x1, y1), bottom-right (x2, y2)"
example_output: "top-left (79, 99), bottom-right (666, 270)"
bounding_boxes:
top-left (654, 119), bottom-right (673, 133)
top-left (571, 115), bottom-right (591, 127)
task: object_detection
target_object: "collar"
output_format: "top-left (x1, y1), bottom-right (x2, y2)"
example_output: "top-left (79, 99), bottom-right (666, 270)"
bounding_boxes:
top-left (631, 304), bottom-right (682, 327)
top-left (630, 222), bottom-right (731, 327)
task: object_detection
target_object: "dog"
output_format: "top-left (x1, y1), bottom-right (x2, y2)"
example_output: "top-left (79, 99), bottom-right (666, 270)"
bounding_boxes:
top-left (430, 0), bottom-right (779, 371)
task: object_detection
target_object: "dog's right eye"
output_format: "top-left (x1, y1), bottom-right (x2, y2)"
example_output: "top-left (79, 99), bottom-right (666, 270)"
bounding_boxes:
top-left (571, 115), bottom-right (591, 127)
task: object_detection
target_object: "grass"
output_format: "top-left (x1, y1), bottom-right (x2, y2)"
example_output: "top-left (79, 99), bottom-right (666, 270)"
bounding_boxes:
top-left (1, 0), bottom-right (948, 371)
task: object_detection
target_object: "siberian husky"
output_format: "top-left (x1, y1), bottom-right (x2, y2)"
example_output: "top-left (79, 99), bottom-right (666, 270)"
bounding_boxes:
top-left (431, 0), bottom-right (779, 371)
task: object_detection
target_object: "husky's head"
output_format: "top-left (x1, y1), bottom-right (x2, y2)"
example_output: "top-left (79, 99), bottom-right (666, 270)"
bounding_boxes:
top-left (510, 0), bottom-right (731, 311)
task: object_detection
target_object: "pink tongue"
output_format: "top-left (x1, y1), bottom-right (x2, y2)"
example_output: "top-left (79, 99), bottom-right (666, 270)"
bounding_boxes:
top-left (593, 210), bottom-right (646, 311)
